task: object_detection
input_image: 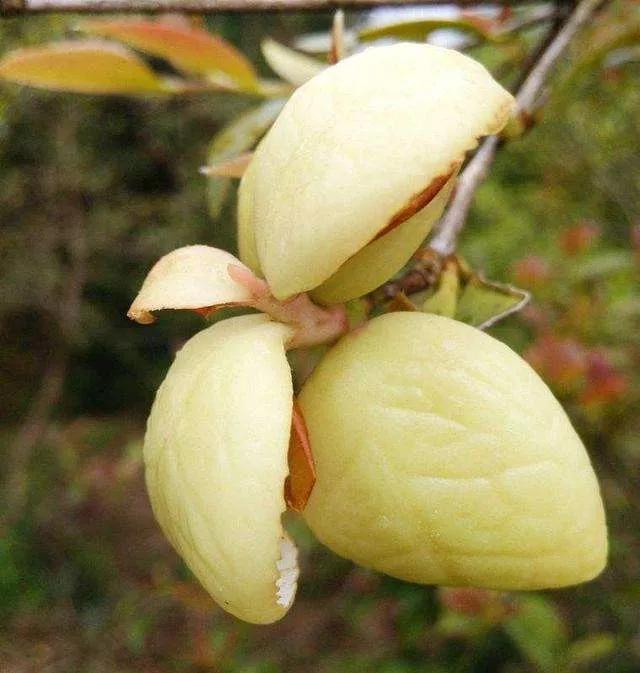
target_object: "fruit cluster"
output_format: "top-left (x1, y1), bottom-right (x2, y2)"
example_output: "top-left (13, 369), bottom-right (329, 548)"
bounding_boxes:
top-left (129, 44), bottom-right (607, 624)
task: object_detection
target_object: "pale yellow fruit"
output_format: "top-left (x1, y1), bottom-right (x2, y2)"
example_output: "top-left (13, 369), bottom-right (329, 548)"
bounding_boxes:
top-left (128, 245), bottom-right (253, 324)
top-left (242, 43), bottom-right (514, 301)
top-left (144, 314), bottom-right (298, 623)
top-left (299, 313), bottom-right (607, 589)
top-left (237, 161), bottom-right (261, 274)
top-left (311, 173), bottom-right (456, 305)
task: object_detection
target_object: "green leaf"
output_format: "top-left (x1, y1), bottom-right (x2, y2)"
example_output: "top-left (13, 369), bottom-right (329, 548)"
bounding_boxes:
top-left (206, 99), bottom-right (285, 218)
top-left (79, 18), bottom-right (258, 90)
top-left (569, 251), bottom-right (633, 282)
top-left (566, 633), bottom-right (616, 671)
top-left (565, 25), bottom-right (640, 86)
top-left (422, 259), bottom-right (460, 318)
top-left (0, 41), bottom-right (167, 95)
top-left (455, 273), bottom-right (529, 329)
top-left (359, 17), bottom-right (500, 44)
top-left (504, 595), bottom-right (567, 673)
top-left (261, 38), bottom-right (326, 87)
top-left (419, 256), bottom-right (529, 329)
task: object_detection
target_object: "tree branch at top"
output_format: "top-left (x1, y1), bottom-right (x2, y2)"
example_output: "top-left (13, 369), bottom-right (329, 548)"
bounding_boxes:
top-left (428, 0), bottom-right (607, 259)
top-left (373, 0), bottom-right (608, 307)
top-left (1, 0), bottom-right (552, 17)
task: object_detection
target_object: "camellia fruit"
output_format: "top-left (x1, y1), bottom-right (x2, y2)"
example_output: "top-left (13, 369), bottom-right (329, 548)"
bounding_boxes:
top-left (127, 42), bottom-right (607, 624)
top-left (144, 314), bottom-right (298, 624)
top-left (299, 312), bottom-right (607, 590)
top-left (238, 43), bottom-right (515, 303)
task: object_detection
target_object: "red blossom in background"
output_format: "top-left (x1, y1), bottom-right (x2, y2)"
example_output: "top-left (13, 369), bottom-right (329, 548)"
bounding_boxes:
top-left (560, 220), bottom-right (601, 256)
top-left (580, 350), bottom-right (629, 406)
top-left (525, 335), bottom-right (588, 390)
top-left (511, 255), bottom-right (552, 289)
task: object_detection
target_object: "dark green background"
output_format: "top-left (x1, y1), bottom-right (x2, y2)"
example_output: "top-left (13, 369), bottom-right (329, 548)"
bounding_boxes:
top-left (1, 4), bottom-right (638, 671)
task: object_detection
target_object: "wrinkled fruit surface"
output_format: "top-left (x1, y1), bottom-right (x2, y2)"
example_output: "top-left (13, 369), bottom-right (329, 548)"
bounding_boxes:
top-left (144, 314), bottom-right (298, 623)
top-left (299, 313), bottom-right (607, 589)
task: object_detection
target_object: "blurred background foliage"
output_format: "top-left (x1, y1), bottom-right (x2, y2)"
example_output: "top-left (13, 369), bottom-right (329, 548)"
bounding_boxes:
top-left (0, 2), bottom-right (639, 672)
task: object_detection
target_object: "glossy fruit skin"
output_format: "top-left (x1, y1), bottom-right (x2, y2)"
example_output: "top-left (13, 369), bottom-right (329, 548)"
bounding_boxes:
top-left (299, 313), bottom-right (607, 590)
top-left (144, 315), bottom-right (296, 624)
top-left (240, 43), bottom-right (514, 301)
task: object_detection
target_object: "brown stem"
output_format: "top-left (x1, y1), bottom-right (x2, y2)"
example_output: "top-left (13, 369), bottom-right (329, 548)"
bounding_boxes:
top-left (432, 0), bottom-right (606, 257)
top-left (0, 0), bottom-right (550, 17)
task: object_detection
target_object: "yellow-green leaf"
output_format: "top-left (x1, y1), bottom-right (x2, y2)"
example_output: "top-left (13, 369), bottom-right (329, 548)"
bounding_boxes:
top-left (455, 273), bottom-right (529, 329)
top-left (359, 18), bottom-right (499, 44)
top-left (261, 38), bottom-right (326, 87)
top-left (422, 258), bottom-right (460, 318)
top-left (79, 18), bottom-right (258, 90)
top-left (504, 596), bottom-right (566, 673)
top-left (206, 99), bottom-right (285, 218)
top-left (0, 41), bottom-right (165, 94)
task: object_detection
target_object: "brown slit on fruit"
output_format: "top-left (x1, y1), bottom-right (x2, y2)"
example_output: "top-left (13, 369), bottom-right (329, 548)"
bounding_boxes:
top-left (192, 302), bottom-right (240, 319)
top-left (284, 400), bottom-right (316, 512)
top-left (371, 164), bottom-right (460, 243)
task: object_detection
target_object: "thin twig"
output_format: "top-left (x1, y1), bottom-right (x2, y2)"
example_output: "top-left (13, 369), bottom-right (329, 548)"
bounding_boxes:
top-left (428, 0), bottom-right (605, 258)
top-left (0, 0), bottom-right (545, 16)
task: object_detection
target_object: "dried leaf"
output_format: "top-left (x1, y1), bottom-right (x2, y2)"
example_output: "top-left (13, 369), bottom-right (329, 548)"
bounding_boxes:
top-left (284, 401), bottom-right (316, 512)
top-left (455, 272), bottom-right (530, 329)
top-left (0, 41), bottom-right (166, 94)
top-left (261, 38), bottom-right (326, 87)
top-left (388, 292), bottom-right (418, 312)
top-left (206, 99), bottom-right (285, 218)
top-left (79, 19), bottom-right (258, 89)
top-left (329, 10), bottom-right (346, 64)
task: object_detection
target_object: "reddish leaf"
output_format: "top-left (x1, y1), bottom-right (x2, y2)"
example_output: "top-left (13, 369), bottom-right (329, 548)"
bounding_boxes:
top-left (0, 41), bottom-right (165, 94)
top-left (284, 401), bottom-right (316, 512)
top-left (329, 9), bottom-right (346, 64)
top-left (79, 19), bottom-right (257, 89)
top-left (201, 152), bottom-right (253, 178)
